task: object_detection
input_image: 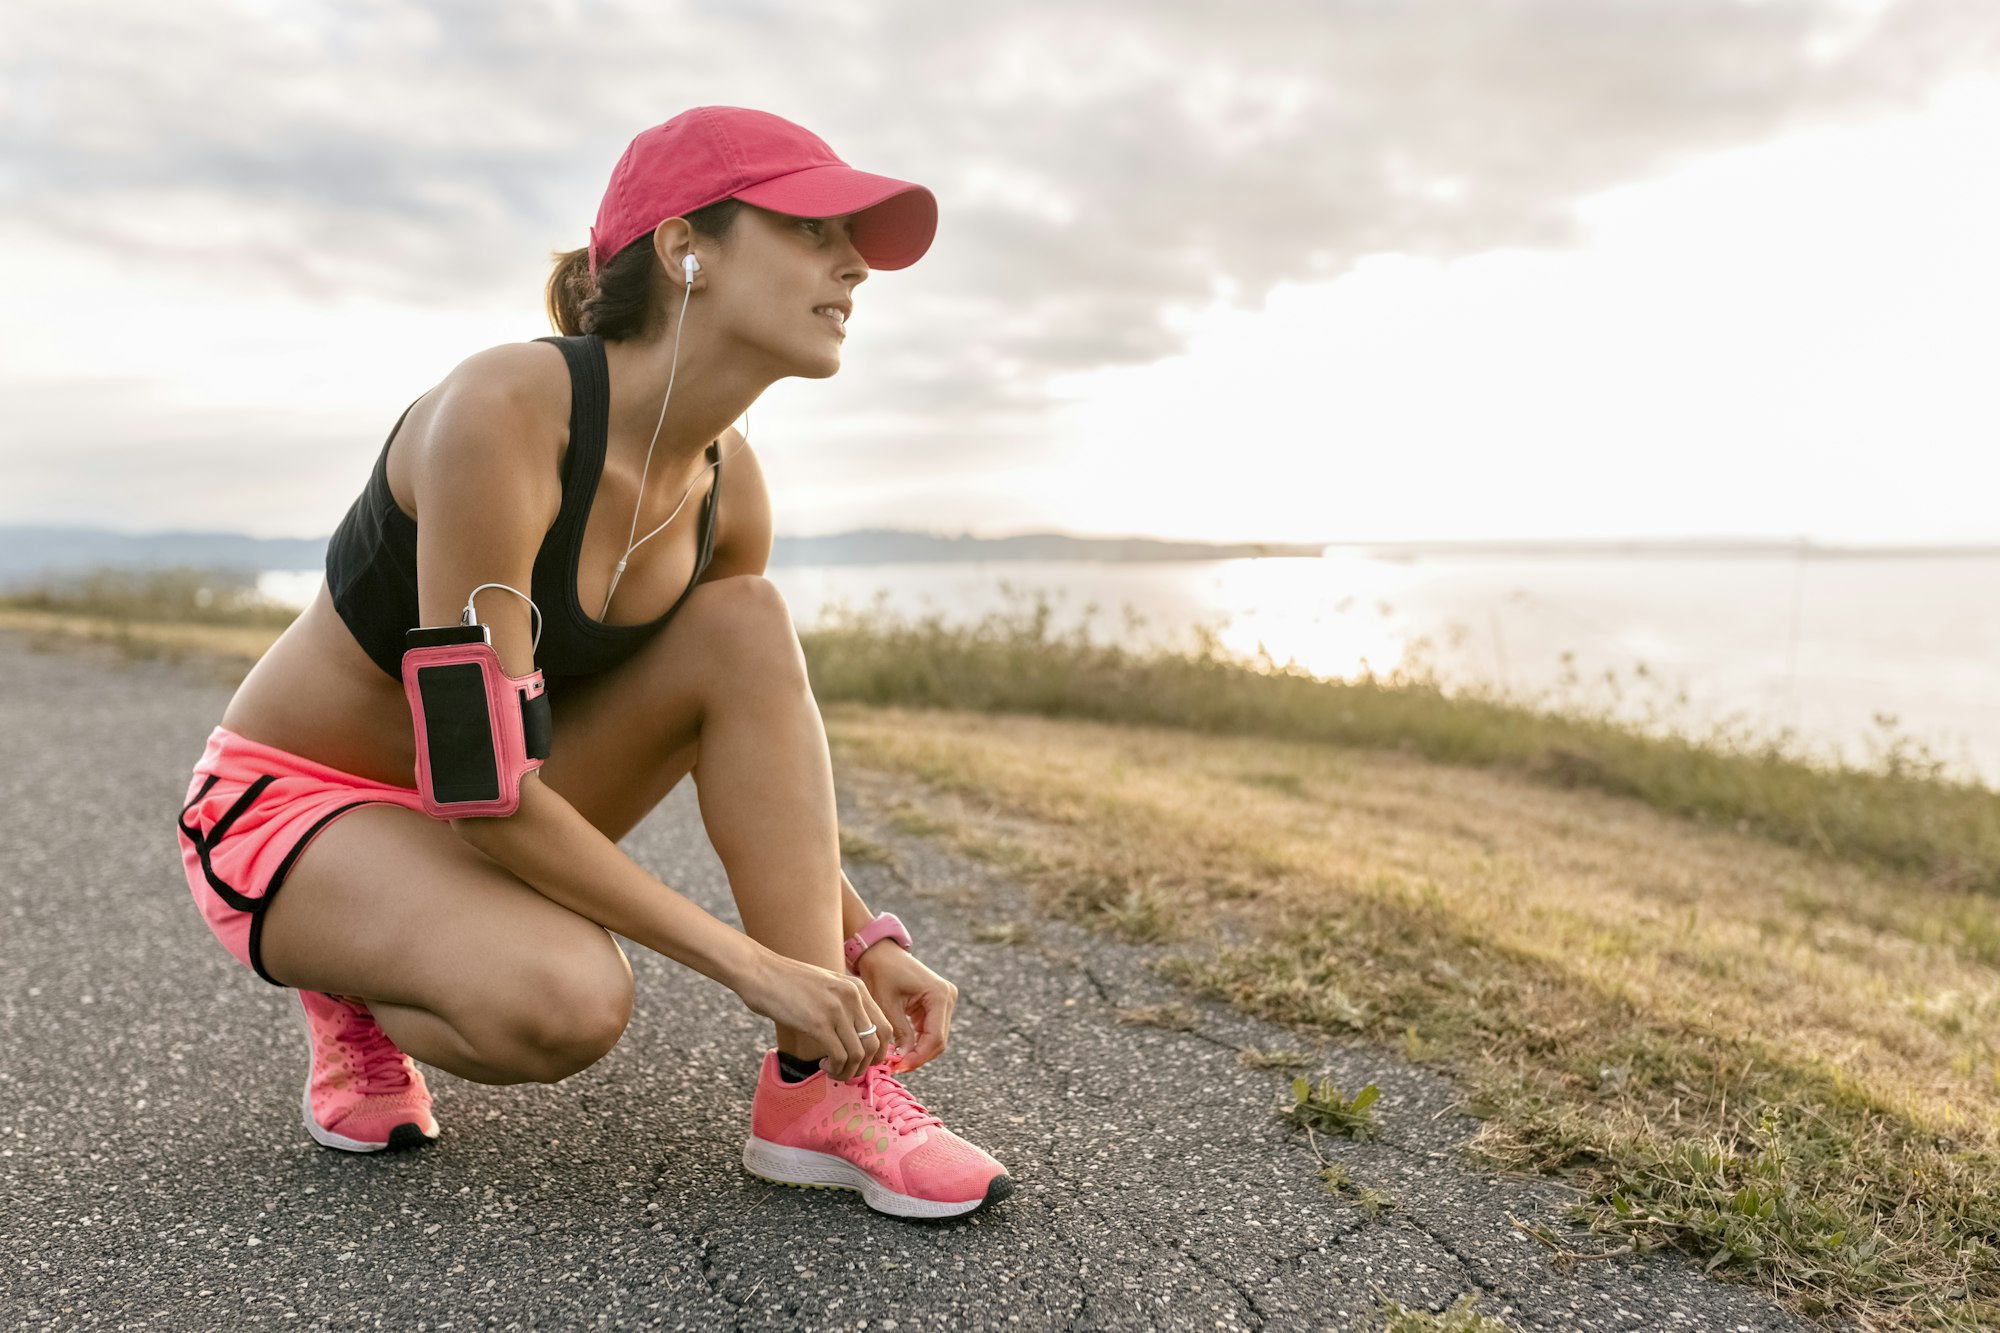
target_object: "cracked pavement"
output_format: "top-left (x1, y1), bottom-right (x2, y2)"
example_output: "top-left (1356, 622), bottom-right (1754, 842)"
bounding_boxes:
top-left (0, 632), bottom-right (1822, 1331)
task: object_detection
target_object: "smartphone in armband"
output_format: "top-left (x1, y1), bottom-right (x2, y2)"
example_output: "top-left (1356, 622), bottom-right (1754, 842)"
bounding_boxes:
top-left (402, 622), bottom-right (551, 820)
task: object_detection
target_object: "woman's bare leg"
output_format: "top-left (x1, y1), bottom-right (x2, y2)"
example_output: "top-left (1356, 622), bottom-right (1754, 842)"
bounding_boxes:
top-left (688, 641), bottom-right (846, 1056)
top-left (258, 803), bottom-right (635, 1084)
top-left (538, 575), bottom-right (850, 1062)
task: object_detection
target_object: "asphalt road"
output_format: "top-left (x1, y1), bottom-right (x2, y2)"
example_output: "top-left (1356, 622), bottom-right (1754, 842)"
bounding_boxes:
top-left (0, 629), bottom-right (1823, 1332)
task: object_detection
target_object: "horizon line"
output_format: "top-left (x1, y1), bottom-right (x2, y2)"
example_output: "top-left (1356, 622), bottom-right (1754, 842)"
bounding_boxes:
top-left (4, 521), bottom-right (2000, 554)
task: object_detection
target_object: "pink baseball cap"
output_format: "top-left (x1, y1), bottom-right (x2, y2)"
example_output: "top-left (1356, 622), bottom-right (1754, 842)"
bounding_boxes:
top-left (587, 106), bottom-right (939, 279)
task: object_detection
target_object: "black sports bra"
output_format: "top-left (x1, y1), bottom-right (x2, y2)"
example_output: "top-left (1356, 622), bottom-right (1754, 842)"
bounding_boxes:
top-left (325, 332), bottom-right (723, 683)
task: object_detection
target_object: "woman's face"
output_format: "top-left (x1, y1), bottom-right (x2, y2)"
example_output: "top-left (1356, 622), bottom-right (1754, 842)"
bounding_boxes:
top-left (696, 202), bottom-right (870, 377)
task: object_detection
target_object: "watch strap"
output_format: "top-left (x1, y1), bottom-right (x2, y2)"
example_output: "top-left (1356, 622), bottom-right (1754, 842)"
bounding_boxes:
top-left (843, 912), bottom-right (912, 973)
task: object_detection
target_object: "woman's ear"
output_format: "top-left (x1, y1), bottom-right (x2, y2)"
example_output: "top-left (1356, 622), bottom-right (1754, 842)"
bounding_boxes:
top-left (650, 217), bottom-right (697, 279)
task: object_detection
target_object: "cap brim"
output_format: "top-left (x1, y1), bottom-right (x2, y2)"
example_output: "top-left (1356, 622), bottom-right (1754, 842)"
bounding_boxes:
top-left (732, 166), bottom-right (938, 270)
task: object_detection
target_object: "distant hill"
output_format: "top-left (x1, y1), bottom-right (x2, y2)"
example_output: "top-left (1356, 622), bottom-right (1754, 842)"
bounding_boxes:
top-left (2, 524), bottom-right (1992, 591)
top-left (0, 527), bottom-right (327, 587)
top-left (0, 524), bottom-right (1327, 589)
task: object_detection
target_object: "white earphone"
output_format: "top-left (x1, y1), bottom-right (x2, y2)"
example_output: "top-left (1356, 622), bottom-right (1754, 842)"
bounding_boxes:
top-left (600, 247), bottom-right (733, 621)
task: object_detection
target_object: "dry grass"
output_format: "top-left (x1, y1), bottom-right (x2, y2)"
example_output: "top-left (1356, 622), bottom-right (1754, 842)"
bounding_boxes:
top-left (836, 826), bottom-right (899, 868)
top-left (798, 587), bottom-right (2000, 896)
top-left (0, 609), bottom-right (271, 684)
top-left (823, 703), bottom-right (2000, 1329)
top-left (827, 705), bottom-right (2000, 1136)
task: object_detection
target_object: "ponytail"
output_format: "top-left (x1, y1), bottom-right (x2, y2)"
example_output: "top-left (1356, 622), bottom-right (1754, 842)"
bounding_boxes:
top-left (545, 246), bottom-right (593, 336)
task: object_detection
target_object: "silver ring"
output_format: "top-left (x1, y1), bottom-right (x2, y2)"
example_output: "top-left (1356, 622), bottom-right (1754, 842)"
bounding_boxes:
top-left (855, 1024), bottom-right (878, 1038)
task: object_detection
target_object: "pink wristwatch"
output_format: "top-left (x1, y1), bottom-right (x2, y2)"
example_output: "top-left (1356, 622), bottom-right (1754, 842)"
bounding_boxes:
top-left (843, 912), bottom-right (912, 974)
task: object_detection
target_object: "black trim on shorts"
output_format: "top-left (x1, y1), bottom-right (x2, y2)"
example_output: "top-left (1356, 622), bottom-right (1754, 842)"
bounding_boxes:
top-left (178, 773), bottom-right (405, 989)
top-left (177, 773), bottom-right (279, 912)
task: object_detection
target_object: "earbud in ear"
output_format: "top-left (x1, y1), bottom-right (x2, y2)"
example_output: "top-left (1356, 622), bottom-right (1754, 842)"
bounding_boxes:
top-left (683, 254), bottom-right (700, 284)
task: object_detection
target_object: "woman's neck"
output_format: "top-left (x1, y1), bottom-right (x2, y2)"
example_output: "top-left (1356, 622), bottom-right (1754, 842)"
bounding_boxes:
top-left (600, 328), bottom-right (764, 495)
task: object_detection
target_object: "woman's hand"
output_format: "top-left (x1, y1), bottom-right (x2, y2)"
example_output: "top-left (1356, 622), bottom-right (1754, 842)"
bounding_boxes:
top-left (855, 944), bottom-right (959, 1075)
top-left (733, 949), bottom-right (892, 1081)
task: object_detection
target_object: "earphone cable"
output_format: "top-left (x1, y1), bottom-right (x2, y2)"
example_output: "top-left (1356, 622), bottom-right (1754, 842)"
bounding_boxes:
top-left (600, 256), bottom-right (750, 621)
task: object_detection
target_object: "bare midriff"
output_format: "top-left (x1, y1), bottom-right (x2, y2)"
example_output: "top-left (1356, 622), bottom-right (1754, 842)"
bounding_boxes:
top-left (219, 583), bottom-right (429, 787)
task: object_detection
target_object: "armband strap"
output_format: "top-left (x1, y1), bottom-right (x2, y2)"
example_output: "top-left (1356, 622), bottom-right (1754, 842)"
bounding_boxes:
top-left (401, 630), bottom-right (549, 819)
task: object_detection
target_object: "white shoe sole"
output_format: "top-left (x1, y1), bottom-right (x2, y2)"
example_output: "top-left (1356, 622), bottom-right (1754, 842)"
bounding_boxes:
top-left (741, 1134), bottom-right (1006, 1218)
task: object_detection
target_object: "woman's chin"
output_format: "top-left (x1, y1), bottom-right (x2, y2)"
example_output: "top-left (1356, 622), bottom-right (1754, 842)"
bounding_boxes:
top-left (800, 343), bottom-right (844, 376)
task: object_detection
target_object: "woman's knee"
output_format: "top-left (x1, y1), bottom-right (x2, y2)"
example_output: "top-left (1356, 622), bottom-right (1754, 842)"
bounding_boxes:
top-left (679, 576), bottom-right (807, 682)
top-left (472, 934), bottom-right (635, 1083)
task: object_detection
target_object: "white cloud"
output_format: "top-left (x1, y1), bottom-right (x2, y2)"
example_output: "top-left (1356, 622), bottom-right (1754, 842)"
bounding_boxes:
top-left (1020, 73), bottom-right (2000, 545)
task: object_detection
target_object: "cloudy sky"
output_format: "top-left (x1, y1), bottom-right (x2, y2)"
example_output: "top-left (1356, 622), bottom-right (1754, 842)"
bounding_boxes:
top-left (4, 0), bottom-right (1998, 546)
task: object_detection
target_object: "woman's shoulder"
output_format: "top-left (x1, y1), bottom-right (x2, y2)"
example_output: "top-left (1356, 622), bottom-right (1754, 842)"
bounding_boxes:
top-left (410, 341), bottom-right (574, 456)
top-left (435, 338), bottom-right (574, 420)
top-left (388, 339), bottom-right (575, 524)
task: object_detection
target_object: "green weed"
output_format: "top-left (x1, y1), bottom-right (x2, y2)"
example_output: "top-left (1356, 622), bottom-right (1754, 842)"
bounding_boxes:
top-left (1282, 1076), bottom-right (1381, 1140)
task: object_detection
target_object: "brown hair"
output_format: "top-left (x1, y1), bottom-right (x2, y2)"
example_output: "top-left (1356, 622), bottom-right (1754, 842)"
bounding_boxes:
top-left (545, 197), bottom-right (745, 339)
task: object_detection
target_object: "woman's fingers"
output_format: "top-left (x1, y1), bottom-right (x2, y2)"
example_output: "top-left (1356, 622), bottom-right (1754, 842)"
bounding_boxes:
top-left (900, 985), bottom-right (957, 1074)
top-left (820, 976), bottom-right (893, 1080)
top-left (814, 978), bottom-right (859, 1078)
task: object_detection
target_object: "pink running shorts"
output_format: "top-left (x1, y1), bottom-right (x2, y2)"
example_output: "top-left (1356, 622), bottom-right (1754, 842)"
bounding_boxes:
top-left (176, 724), bottom-right (432, 987)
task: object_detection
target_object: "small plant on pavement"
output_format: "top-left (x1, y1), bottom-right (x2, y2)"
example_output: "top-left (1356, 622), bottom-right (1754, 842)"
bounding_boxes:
top-left (1282, 1076), bottom-right (1381, 1140)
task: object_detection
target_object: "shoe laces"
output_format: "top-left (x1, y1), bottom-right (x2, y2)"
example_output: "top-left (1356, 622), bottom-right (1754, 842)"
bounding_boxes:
top-left (328, 995), bottom-right (414, 1094)
top-left (850, 1049), bottom-right (943, 1137)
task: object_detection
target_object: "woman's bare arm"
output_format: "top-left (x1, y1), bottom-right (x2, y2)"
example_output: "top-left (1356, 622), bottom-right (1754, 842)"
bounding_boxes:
top-left (458, 771), bottom-right (766, 991)
top-left (405, 347), bottom-right (772, 997)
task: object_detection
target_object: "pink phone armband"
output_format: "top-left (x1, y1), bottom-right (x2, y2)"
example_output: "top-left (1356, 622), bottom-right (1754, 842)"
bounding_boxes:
top-left (401, 624), bottom-right (551, 819)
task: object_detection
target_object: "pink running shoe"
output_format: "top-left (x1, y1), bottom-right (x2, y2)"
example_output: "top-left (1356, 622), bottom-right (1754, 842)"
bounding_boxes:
top-left (295, 990), bottom-right (439, 1153)
top-left (742, 1045), bottom-right (1014, 1219)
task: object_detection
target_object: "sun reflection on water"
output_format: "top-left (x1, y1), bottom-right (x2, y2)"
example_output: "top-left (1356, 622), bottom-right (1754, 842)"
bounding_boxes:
top-left (251, 549), bottom-right (2000, 784)
top-left (1198, 554), bottom-right (1419, 681)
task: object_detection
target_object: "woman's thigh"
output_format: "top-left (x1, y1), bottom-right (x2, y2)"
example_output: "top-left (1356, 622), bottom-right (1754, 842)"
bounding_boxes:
top-left (257, 802), bottom-right (632, 1036)
top-left (539, 575), bottom-right (808, 842)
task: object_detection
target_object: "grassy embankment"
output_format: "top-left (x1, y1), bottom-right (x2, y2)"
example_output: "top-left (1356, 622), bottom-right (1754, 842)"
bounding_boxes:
top-left (10, 566), bottom-right (2000, 1329)
top-left (0, 567), bottom-right (294, 684)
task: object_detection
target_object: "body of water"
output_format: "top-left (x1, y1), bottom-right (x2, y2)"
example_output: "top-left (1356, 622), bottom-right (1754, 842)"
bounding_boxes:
top-left (258, 552), bottom-right (2000, 787)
